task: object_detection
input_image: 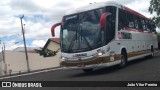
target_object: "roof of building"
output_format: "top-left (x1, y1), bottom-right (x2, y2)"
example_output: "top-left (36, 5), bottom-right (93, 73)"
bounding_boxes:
top-left (50, 38), bottom-right (60, 44)
top-left (13, 47), bottom-right (41, 52)
top-left (42, 38), bottom-right (60, 51)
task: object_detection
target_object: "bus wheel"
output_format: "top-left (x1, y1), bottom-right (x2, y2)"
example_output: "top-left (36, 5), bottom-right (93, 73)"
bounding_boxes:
top-left (83, 68), bottom-right (93, 73)
top-left (119, 51), bottom-right (127, 68)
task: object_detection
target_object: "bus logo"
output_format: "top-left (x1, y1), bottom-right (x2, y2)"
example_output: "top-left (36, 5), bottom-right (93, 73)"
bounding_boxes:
top-left (74, 53), bottom-right (87, 57)
top-left (2, 82), bottom-right (11, 87)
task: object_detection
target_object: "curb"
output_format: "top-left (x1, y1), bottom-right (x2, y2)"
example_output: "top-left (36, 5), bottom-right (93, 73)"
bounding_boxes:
top-left (0, 67), bottom-right (62, 80)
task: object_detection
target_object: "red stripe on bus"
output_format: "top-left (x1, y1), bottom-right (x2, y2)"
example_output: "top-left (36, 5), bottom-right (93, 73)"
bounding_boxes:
top-left (123, 6), bottom-right (150, 20)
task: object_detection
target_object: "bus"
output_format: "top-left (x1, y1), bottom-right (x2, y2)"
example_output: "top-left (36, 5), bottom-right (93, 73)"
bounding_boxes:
top-left (51, 1), bottom-right (158, 72)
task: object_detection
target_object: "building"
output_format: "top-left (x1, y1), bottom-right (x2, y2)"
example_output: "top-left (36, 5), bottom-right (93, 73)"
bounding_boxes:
top-left (43, 38), bottom-right (60, 52)
top-left (0, 38), bottom-right (61, 76)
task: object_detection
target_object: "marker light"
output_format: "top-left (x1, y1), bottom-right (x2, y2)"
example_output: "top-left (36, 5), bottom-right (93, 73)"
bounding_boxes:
top-left (98, 52), bottom-right (103, 56)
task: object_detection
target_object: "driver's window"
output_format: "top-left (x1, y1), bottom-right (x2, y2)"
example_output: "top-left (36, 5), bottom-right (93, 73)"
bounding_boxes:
top-left (105, 6), bottom-right (116, 41)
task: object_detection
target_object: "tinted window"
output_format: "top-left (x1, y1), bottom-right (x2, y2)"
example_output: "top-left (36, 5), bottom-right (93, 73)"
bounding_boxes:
top-left (146, 20), bottom-right (151, 31)
top-left (137, 16), bottom-right (143, 30)
top-left (126, 12), bottom-right (135, 28)
top-left (118, 9), bottom-right (128, 30)
top-left (118, 8), bottom-right (155, 32)
top-left (151, 22), bottom-right (156, 32)
top-left (146, 21), bottom-right (156, 32)
top-left (141, 19), bottom-right (147, 30)
top-left (80, 9), bottom-right (103, 48)
top-left (133, 15), bottom-right (143, 30)
top-left (105, 6), bottom-right (116, 43)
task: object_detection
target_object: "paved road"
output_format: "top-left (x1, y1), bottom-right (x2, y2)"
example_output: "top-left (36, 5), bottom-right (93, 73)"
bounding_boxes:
top-left (1, 54), bottom-right (160, 90)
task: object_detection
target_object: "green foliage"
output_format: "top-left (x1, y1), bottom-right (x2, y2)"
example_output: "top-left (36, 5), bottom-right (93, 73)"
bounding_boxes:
top-left (149, 0), bottom-right (160, 15)
top-left (152, 17), bottom-right (160, 27)
top-left (35, 48), bottom-right (60, 57)
top-left (149, 0), bottom-right (160, 27)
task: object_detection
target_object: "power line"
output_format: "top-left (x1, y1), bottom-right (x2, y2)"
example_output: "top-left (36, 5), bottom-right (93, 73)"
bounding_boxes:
top-left (0, 34), bottom-right (22, 38)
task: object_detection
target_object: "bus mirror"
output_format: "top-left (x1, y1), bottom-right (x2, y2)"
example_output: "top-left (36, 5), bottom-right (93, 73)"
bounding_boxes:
top-left (100, 12), bottom-right (111, 29)
top-left (51, 23), bottom-right (61, 37)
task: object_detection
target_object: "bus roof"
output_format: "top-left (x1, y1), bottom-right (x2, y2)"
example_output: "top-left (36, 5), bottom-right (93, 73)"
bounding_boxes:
top-left (65, 1), bottom-right (150, 20)
top-left (65, 1), bottom-right (122, 15)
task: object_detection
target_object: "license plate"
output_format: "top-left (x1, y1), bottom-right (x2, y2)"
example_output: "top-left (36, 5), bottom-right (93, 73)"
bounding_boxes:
top-left (77, 64), bottom-right (85, 67)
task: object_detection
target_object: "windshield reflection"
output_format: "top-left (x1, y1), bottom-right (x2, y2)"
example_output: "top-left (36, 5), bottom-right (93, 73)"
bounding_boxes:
top-left (61, 9), bottom-right (104, 53)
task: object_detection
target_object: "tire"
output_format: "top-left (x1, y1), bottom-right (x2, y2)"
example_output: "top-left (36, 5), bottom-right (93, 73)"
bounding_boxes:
top-left (119, 51), bottom-right (127, 68)
top-left (82, 68), bottom-right (93, 73)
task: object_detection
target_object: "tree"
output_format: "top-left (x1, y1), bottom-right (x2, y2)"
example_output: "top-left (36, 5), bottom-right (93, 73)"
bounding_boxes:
top-left (149, 0), bottom-right (160, 27)
top-left (35, 48), bottom-right (60, 57)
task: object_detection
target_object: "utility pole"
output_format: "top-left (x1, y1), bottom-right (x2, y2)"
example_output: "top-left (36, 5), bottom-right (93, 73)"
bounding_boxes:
top-left (0, 40), bottom-right (5, 63)
top-left (20, 15), bottom-right (30, 72)
top-left (3, 42), bottom-right (5, 63)
top-left (1, 42), bottom-right (7, 75)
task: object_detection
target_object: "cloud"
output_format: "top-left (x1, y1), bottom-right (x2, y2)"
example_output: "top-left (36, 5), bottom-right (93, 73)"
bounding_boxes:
top-left (9, 0), bottom-right (45, 15)
top-left (0, 0), bottom-right (159, 51)
top-left (0, 39), bottom-right (25, 51)
top-left (125, 0), bottom-right (152, 18)
top-left (23, 19), bottom-right (53, 39)
top-left (31, 40), bottom-right (46, 47)
top-left (0, 16), bottom-right (21, 37)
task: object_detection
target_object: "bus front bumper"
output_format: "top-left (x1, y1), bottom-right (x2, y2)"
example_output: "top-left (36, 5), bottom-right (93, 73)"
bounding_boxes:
top-left (62, 60), bottom-right (121, 70)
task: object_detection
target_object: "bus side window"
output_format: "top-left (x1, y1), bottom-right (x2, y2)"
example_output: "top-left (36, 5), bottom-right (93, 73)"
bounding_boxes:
top-left (105, 6), bottom-right (116, 41)
top-left (106, 6), bottom-right (116, 22)
top-left (150, 21), bottom-right (156, 32)
top-left (126, 12), bottom-right (134, 28)
top-left (147, 21), bottom-right (156, 32)
top-left (141, 19), bottom-right (147, 30)
top-left (137, 17), bottom-right (143, 30)
top-left (146, 20), bottom-right (151, 31)
top-left (133, 15), bottom-right (143, 30)
top-left (133, 15), bottom-right (139, 29)
top-left (118, 9), bottom-right (127, 30)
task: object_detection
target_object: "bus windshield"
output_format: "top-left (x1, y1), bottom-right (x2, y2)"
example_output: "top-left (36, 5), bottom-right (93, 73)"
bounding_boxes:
top-left (61, 9), bottom-right (104, 53)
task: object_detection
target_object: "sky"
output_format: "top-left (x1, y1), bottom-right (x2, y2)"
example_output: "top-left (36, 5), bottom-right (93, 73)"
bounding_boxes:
top-left (0, 0), bottom-right (159, 51)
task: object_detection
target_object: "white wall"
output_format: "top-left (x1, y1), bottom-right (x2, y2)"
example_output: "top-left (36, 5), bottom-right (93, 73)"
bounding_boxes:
top-left (28, 52), bottom-right (60, 71)
top-left (0, 61), bottom-right (3, 76)
top-left (1, 50), bottom-right (60, 75)
top-left (47, 41), bottom-right (60, 51)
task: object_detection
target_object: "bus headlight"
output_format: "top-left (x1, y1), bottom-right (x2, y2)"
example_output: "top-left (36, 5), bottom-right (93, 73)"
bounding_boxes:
top-left (61, 57), bottom-right (66, 61)
top-left (98, 52), bottom-right (103, 56)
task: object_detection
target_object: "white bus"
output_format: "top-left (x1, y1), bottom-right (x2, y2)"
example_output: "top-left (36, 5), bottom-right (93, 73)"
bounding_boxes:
top-left (51, 1), bottom-right (158, 72)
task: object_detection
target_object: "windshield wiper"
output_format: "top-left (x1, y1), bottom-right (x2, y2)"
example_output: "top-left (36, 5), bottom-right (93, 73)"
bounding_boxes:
top-left (67, 31), bottom-right (92, 52)
top-left (83, 36), bottom-right (92, 50)
top-left (67, 33), bottom-right (77, 52)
